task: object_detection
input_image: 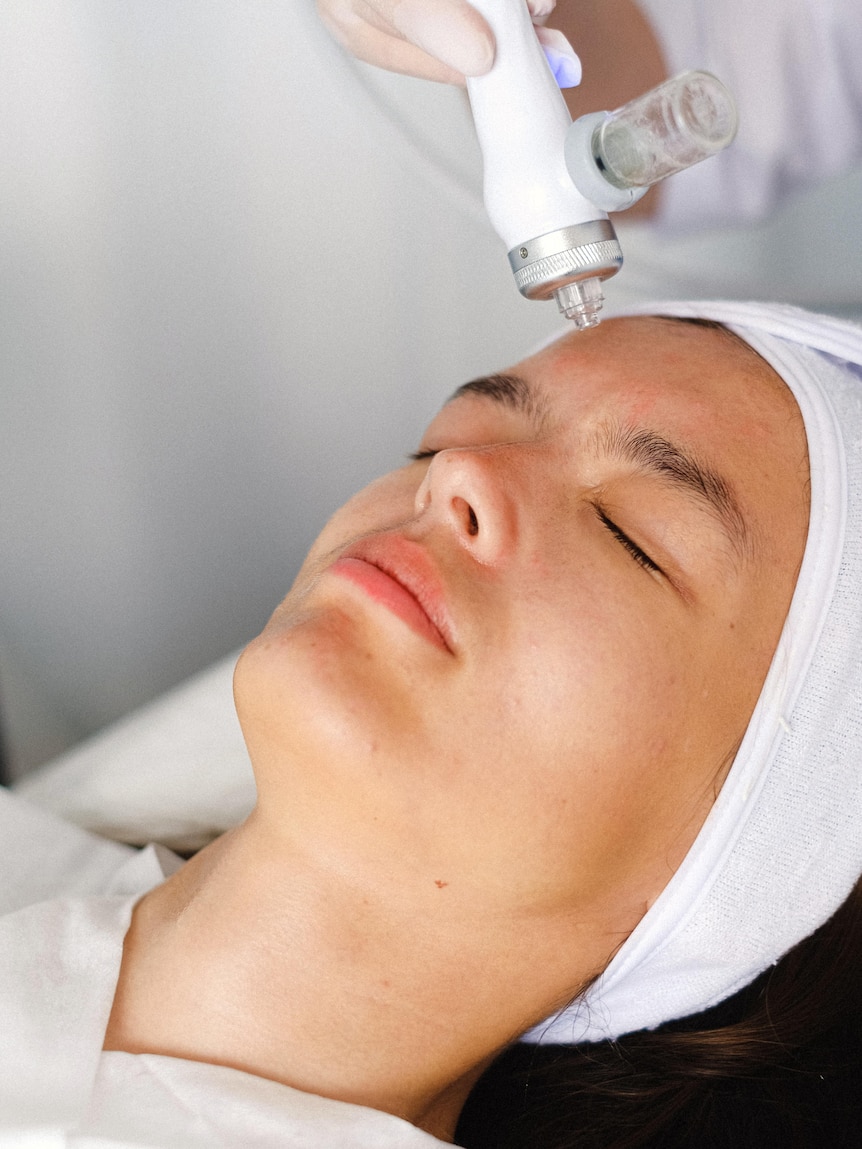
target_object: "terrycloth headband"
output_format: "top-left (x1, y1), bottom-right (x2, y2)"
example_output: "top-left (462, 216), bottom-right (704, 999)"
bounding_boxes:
top-left (523, 301), bottom-right (862, 1044)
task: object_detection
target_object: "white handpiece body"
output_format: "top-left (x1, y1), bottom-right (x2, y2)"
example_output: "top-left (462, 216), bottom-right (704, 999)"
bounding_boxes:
top-left (465, 0), bottom-right (622, 326)
top-left (465, 0), bottom-right (603, 246)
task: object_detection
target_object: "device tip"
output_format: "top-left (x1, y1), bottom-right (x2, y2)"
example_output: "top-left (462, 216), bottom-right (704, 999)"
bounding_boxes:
top-left (554, 278), bottom-right (604, 328)
top-left (568, 309), bottom-right (602, 329)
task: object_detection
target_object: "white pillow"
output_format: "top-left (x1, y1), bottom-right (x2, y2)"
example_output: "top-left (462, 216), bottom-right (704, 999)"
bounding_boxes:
top-left (13, 653), bottom-right (255, 854)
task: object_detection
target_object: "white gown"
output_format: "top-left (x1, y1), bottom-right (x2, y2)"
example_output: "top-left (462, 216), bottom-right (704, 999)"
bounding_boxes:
top-left (0, 788), bottom-right (451, 1148)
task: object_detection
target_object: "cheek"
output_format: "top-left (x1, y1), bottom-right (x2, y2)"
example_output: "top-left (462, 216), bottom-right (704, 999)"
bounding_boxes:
top-left (454, 571), bottom-right (724, 841)
top-left (426, 630), bottom-right (705, 918)
top-left (447, 567), bottom-right (690, 816)
top-left (496, 656), bottom-right (713, 914)
top-left (510, 604), bottom-right (686, 770)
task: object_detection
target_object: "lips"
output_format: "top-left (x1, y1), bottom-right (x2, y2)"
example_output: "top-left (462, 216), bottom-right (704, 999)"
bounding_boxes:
top-left (329, 535), bottom-right (455, 653)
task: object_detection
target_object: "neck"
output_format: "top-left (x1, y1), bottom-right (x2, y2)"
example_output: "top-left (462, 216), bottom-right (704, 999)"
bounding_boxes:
top-left (105, 809), bottom-right (608, 1141)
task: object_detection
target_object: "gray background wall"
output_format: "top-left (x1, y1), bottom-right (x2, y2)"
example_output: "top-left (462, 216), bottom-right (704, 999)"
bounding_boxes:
top-left (2, 1), bottom-right (861, 777)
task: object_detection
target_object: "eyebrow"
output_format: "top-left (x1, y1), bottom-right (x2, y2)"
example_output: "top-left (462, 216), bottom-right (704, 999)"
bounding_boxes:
top-left (449, 373), bottom-right (549, 427)
top-left (449, 372), bottom-right (750, 557)
top-left (597, 421), bottom-right (750, 557)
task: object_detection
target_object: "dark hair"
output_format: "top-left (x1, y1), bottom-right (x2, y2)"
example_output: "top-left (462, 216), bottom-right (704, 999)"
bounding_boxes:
top-left (456, 877), bottom-right (862, 1148)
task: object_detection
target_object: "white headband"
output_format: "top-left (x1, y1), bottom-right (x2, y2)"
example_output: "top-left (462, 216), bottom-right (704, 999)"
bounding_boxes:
top-left (523, 301), bottom-right (862, 1044)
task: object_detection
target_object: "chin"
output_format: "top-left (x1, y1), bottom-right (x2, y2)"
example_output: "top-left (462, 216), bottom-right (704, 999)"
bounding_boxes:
top-left (233, 599), bottom-right (427, 788)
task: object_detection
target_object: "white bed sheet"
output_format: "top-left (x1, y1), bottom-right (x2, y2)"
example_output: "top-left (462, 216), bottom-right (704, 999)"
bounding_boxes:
top-left (13, 653), bottom-right (253, 854)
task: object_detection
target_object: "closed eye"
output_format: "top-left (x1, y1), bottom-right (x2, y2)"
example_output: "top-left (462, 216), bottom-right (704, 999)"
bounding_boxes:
top-left (408, 449), bottom-right (440, 462)
top-left (596, 507), bottom-right (663, 575)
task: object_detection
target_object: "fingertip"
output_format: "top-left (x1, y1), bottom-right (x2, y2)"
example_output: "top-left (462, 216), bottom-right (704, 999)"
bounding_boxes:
top-left (459, 27), bottom-right (495, 77)
top-left (393, 0), bottom-right (495, 77)
top-left (545, 47), bottom-right (582, 88)
top-left (535, 26), bottom-right (582, 89)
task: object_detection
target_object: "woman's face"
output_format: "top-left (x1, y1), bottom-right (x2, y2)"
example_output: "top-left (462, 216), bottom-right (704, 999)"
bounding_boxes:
top-left (235, 317), bottom-right (809, 941)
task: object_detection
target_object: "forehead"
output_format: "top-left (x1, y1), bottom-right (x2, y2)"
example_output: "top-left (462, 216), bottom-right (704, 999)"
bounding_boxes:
top-left (519, 316), bottom-right (788, 435)
top-left (507, 317), bottom-right (807, 488)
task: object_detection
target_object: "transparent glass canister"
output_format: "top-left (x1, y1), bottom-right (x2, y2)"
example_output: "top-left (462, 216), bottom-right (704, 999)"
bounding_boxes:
top-left (594, 71), bottom-right (738, 190)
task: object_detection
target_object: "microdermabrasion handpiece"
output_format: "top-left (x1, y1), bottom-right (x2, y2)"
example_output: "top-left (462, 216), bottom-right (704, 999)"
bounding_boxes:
top-left (466, 0), bottom-right (618, 328)
top-left (466, 0), bottom-right (737, 328)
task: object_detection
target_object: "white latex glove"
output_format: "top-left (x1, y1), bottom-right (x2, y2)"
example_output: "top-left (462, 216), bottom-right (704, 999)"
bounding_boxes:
top-left (317, 0), bottom-right (581, 87)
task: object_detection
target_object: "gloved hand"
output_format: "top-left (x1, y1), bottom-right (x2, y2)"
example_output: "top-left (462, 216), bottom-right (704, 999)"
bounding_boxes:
top-left (316, 0), bottom-right (581, 87)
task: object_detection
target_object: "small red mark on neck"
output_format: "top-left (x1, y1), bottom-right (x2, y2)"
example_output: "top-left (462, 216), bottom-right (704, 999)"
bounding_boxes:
top-left (434, 879), bottom-right (449, 889)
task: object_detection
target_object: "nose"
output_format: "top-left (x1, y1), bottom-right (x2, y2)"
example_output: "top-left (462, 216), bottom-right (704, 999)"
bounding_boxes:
top-left (414, 449), bottom-right (515, 564)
